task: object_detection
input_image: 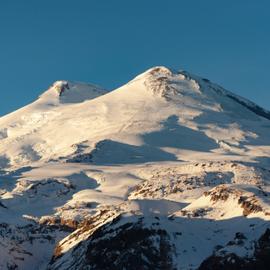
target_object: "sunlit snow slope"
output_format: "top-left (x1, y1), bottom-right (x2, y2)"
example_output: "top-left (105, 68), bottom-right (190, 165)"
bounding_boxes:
top-left (0, 66), bottom-right (270, 270)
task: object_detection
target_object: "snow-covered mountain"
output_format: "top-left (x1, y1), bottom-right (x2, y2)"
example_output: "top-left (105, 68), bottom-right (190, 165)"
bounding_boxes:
top-left (0, 66), bottom-right (269, 269)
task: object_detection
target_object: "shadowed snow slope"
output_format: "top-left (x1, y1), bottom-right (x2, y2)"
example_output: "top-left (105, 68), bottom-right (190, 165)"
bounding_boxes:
top-left (0, 66), bottom-right (270, 270)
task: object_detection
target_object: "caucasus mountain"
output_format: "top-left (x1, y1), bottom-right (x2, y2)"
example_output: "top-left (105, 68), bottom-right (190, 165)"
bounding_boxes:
top-left (0, 67), bottom-right (270, 270)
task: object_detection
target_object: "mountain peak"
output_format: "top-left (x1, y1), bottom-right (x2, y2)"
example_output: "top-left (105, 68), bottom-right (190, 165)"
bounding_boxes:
top-left (51, 80), bottom-right (70, 96)
top-left (131, 66), bottom-right (201, 97)
top-left (38, 80), bottom-right (107, 105)
top-left (133, 66), bottom-right (174, 82)
top-left (145, 66), bottom-right (174, 76)
top-left (131, 66), bottom-right (270, 122)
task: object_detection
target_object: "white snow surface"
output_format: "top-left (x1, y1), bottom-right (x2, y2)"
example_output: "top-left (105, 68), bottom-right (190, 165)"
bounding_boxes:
top-left (0, 66), bottom-right (270, 269)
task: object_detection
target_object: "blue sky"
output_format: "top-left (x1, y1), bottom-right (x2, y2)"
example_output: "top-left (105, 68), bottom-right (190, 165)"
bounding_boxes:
top-left (0, 0), bottom-right (269, 116)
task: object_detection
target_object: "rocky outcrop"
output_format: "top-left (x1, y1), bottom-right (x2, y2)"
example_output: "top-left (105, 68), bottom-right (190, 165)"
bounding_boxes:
top-left (49, 215), bottom-right (176, 270)
top-left (199, 228), bottom-right (270, 270)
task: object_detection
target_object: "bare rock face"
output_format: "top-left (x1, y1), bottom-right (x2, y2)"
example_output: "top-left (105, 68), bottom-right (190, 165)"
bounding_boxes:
top-left (84, 221), bottom-right (174, 270)
top-left (49, 215), bottom-right (176, 270)
top-left (199, 228), bottom-right (270, 270)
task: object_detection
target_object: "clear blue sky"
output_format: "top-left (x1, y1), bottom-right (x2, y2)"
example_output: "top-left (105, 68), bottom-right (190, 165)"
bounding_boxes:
top-left (0, 0), bottom-right (269, 116)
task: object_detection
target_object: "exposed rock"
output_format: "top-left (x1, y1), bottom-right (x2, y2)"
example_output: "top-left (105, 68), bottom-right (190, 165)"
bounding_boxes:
top-left (199, 228), bottom-right (270, 270)
top-left (238, 196), bottom-right (263, 216)
top-left (49, 216), bottom-right (176, 270)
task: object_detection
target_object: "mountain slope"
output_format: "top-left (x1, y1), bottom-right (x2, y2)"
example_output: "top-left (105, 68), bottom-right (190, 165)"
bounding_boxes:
top-left (0, 66), bottom-right (269, 270)
top-left (1, 66), bottom-right (270, 168)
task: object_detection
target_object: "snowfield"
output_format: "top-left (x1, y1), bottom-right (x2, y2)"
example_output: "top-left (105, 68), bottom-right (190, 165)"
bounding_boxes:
top-left (0, 66), bottom-right (270, 269)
